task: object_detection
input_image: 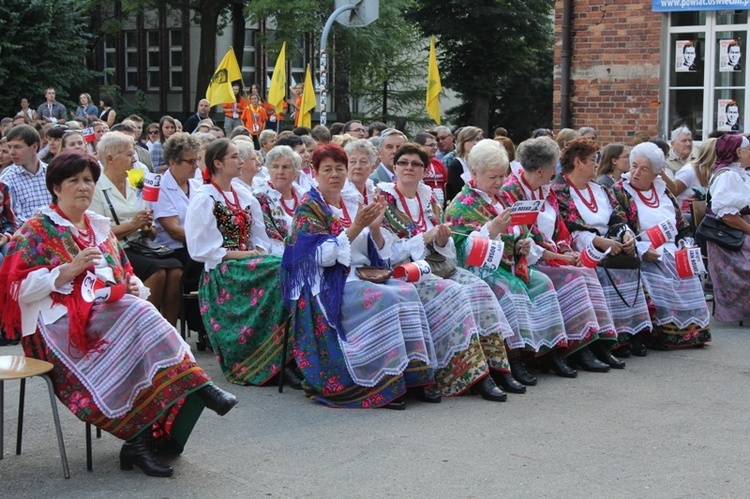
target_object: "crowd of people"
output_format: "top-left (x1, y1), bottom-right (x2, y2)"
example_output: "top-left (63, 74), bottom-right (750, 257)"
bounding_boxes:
top-left (2, 85), bottom-right (746, 476)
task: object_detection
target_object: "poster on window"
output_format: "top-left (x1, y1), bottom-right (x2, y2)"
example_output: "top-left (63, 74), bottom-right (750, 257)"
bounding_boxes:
top-left (719, 39), bottom-right (742, 72)
top-left (675, 40), bottom-right (697, 72)
top-left (717, 99), bottom-right (742, 133)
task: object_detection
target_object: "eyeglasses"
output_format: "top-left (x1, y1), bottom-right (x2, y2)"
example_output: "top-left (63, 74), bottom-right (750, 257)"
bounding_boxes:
top-left (424, 142), bottom-right (438, 148)
top-left (180, 158), bottom-right (200, 166)
top-left (350, 127), bottom-right (366, 133)
top-left (395, 160), bottom-right (425, 169)
top-left (148, 130), bottom-right (159, 135)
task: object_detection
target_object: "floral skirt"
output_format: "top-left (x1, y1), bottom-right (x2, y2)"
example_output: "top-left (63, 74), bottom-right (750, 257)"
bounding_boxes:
top-left (412, 268), bottom-right (511, 396)
top-left (199, 255), bottom-right (292, 386)
top-left (534, 263), bottom-right (616, 354)
top-left (469, 266), bottom-right (567, 355)
top-left (595, 266), bottom-right (652, 340)
top-left (707, 215), bottom-right (750, 322)
top-left (641, 253), bottom-right (711, 347)
top-left (291, 279), bottom-right (434, 408)
top-left (23, 295), bottom-right (210, 449)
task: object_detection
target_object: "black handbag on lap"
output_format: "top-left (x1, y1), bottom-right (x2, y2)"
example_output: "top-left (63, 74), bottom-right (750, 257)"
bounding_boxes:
top-left (102, 190), bottom-right (175, 258)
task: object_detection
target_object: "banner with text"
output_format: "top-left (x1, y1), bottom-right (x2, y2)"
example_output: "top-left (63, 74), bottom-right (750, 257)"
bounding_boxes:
top-left (653, 0), bottom-right (750, 12)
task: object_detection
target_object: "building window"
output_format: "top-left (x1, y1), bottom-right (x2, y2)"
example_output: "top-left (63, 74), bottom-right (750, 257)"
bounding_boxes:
top-left (147, 30), bottom-right (161, 91)
top-left (169, 30), bottom-right (183, 91)
top-left (125, 31), bottom-right (138, 90)
top-left (667, 10), bottom-right (749, 138)
top-left (242, 30), bottom-right (257, 86)
top-left (103, 34), bottom-right (116, 86)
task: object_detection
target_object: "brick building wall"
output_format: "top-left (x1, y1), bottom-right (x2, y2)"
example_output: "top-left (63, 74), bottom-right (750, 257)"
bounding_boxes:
top-left (553, 0), bottom-right (663, 144)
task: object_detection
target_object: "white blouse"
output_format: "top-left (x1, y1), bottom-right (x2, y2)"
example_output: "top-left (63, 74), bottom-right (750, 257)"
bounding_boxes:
top-left (377, 182), bottom-right (455, 264)
top-left (569, 181), bottom-right (613, 251)
top-left (708, 164), bottom-right (750, 218)
top-left (152, 169), bottom-right (201, 250)
top-left (184, 183), bottom-right (272, 270)
top-left (622, 173), bottom-right (677, 255)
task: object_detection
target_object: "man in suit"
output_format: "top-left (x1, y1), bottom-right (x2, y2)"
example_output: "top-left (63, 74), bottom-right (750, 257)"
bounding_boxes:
top-left (369, 128), bottom-right (407, 185)
top-left (724, 40), bottom-right (742, 71)
top-left (678, 42), bottom-right (697, 71)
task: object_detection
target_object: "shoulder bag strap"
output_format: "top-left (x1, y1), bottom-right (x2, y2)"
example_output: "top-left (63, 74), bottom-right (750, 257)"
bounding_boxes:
top-left (601, 265), bottom-right (641, 308)
top-left (102, 189), bottom-right (121, 225)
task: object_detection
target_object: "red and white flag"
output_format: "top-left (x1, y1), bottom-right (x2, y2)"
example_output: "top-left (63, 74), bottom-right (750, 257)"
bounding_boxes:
top-left (644, 218), bottom-right (678, 249)
top-left (674, 246), bottom-right (706, 278)
top-left (510, 200), bottom-right (542, 225)
top-left (465, 237), bottom-right (504, 270)
top-left (579, 242), bottom-right (610, 268)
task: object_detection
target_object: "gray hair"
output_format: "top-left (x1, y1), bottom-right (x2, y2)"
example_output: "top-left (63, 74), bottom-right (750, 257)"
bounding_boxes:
top-left (468, 139), bottom-right (509, 175)
top-left (630, 141), bottom-right (665, 173)
top-left (265, 145), bottom-right (302, 173)
top-left (97, 131), bottom-right (134, 166)
top-left (233, 138), bottom-right (256, 162)
top-left (344, 138), bottom-right (378, 166)
top-left (192, 132), bottom-right (216, 146)
top-left (378, 128), bottom-right (407, 150)
top-left (434, 125), bottom-right (452, 136)
top-left (163, 132), bottom-right (202, 164)
top-left (516, 136), bottom-right (560, 173)
top-left (578, 126), bottom-right (597, 138)
top-left (670, 125), bottom-right (692, 142)
top-left (368, 136), bottom-right (382, 150)
top-left (259, 129), bottom-right (277, 146)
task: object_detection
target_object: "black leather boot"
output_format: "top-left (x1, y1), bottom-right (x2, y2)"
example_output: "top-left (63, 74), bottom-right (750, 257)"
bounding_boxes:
top-left (571, 347), bottom-right (610, 373)
top-left (591, 343), bottom-right (626, 369)
top-left (492, 371), bottom-right (527, 394)
top-left (630, 335), bottom-right (648, 356)
top-left (541, 351), bottom-right (578, 378)
top-left (509, 358), bottom-right (537, 386)
top-left (470, 376), bottom-right (507, 402)
top-left (120, 432), bottom-right (173, 477)
top-left (197, 384), bottom-right (238, 416)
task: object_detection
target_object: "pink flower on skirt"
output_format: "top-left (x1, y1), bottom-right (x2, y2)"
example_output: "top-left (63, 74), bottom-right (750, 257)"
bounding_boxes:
top-left (78, 396), bottom-right (91, 408)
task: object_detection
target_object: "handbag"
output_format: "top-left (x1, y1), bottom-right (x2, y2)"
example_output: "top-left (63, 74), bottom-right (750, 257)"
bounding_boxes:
top-left (695, 168), bottom-right (745, 252)
top-left (695, 215), bottom-right (743, 251)
top-left (355, 266), bottom-right (392, 283)
top-left (424, 251), bottom-right (457, 278)
top-left (102, 189), bottom-right (175, 258)
top-left (600, 224), bottom-right (640, 269)
top-left (126, 236), bottom-right (175, 258)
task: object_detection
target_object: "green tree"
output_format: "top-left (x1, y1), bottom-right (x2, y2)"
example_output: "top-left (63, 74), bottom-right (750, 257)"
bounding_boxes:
top-left (247, 0), bottom-right (432, 130)
top-left (407, 0), bottom-right (554, 138)
top-left (0, 0), bottom-right (93, 116)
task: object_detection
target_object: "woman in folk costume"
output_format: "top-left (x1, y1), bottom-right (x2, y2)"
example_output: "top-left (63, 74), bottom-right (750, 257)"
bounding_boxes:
top-left (252, 145), bottom-right (307, 255)
top-left (552, 137), bottom-right (652, 357)
top-left (444, 140), bottom-right (570, 386)
top-left (379, 142), bottom-right (525, 400)
top-left (611, 141), bottom-right (710, 348)
top-left (281, 143), bottom-right (437, 409)
top-left (704, 134), bottom-right (750, 323)
top-left (0, 152), bottom-right (237, 478)
top-left (184, 139), bottom-right (295, 387)
top-left (502, 137), bottom-right (619, 374)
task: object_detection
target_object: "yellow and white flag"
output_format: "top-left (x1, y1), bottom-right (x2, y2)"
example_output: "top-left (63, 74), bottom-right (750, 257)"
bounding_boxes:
top-left (206, 48), bottom-right (243, 105)
top-left (267, 42), bottom-right (287, 114)
top-left (297, 64), bottom-right (317, 128)
top-left (426, 36), bottom-right (442, 124)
